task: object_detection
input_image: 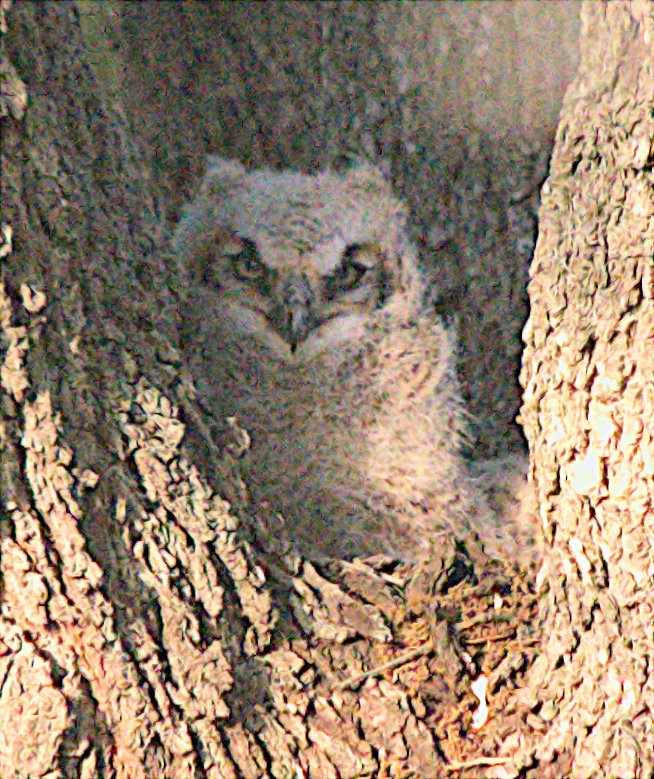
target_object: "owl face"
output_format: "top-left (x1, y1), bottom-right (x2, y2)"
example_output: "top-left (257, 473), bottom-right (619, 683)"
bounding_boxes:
top-left (214, 235), bottom-right (401, 360)
top-left (198, 159), bottom-right (424, 362)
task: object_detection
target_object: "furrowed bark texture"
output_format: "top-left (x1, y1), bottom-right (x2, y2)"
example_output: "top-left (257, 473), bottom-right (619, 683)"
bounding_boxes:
top-left (519, 1), bottom-right (654, 777)
top-left (2, 2), bottom-right (652, 778)
top-left (1, 4), bottom-right (541, 777)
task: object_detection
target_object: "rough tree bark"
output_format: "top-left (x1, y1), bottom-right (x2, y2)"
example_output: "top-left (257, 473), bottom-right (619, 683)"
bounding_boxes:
top-left (1, 2), bottom-right (652, 779)
top-left (517, 1), bottom-right (654, 777)
top-left (0, 4), bottom-right (537, 776)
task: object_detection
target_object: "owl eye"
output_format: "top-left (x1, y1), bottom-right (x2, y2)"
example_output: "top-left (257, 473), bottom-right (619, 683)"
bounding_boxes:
top-left (324, 244), bottom-right (375, 299)
top-left (227, 238), bottom-right (271, 291)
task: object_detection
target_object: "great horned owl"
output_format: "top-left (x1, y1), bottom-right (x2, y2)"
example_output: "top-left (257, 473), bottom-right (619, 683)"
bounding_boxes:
top-left (173, 156), bottom-right (534, 562)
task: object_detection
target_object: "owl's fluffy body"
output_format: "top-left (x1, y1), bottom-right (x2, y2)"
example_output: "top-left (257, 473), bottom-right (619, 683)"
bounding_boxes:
top-left (174, 157), bottom-right (529, 560)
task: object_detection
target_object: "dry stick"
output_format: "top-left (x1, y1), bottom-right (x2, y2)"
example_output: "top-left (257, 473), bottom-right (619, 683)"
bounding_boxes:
top-left (334, 640), bottom-right (433, 691)
top-left (464, 631), bottom-right (516, 645)
top-left (445, 756), bottom-right (510, 771)
top-left (456, 613), bottom-right (494, 630)
top-left (335, 612), bottom-right (518, 690)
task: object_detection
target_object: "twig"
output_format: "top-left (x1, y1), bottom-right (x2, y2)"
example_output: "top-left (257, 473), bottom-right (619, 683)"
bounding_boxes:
top-left (463, 630), bottom-right (516, 645)
top-left (456, 614), bottom-right (494, 630)
top-left (334, 640), bottom-right (433, 691)
top-left (445, 756), bottom-right (511, 771)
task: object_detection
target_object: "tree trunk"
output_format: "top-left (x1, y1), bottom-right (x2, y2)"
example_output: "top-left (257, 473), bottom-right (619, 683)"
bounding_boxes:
top-left (1, 2), bottom-right (652, 779)
top-left (0, 4), bottom-right (529, 776)
top-left (518, 1), bottom-right (654, 777)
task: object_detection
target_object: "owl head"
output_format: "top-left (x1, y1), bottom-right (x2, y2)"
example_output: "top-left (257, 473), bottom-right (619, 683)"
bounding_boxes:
top-left (180, 156), bottom-right (426, 362)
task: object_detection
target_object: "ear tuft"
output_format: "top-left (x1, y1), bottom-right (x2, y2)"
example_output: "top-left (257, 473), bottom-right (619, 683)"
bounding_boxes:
top-left (343, 159), bottom-right (392, 193)
top-left (202, 155), bottom-right (247, 195)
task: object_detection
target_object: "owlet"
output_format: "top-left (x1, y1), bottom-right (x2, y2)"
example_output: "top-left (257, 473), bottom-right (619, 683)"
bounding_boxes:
top-left (173, 156), bottom-right (532, 562)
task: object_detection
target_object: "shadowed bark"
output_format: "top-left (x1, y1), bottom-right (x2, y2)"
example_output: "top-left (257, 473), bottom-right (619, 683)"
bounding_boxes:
top-left (0, 4), bottom-right (535, 776)
top-left (1, 2), bottom-right (652, 778)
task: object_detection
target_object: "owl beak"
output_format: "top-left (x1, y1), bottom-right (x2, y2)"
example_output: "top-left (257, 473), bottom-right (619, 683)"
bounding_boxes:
top-left (283, 273), bottom-right (316, 352)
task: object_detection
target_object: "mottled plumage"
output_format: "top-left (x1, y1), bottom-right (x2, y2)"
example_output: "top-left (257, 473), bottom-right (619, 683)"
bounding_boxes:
top-left (173, 157), bottom-right (535, 562)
